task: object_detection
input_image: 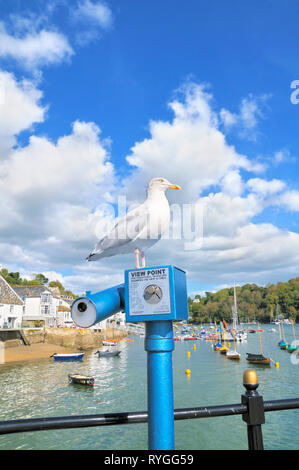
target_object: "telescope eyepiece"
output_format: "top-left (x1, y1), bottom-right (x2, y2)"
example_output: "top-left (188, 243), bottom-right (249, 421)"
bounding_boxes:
top-left (78, 302), bottom-right (88, 313)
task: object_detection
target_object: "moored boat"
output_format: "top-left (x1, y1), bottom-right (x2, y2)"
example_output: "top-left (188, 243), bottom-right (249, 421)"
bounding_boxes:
top-left (205, 334), bottom-right (218, 341)
top-left (95, 349), bottom-right (121, 357)
top-left (220, 345), bottom-right (229, 355)
top-left (226, 330), bottom-right (241, 360)
top-left (246, 323), bottom-right (271, 365)
top-left (286, 343), bottom-right (299, 353)
top-left (51, 353), bottom-right (84, 361)
top-left (246, 353), bottom-right (270, 365)
top-left (68, 374), bottom-right (94, 386)
top-left (226, 350), bottom-right (241, 360)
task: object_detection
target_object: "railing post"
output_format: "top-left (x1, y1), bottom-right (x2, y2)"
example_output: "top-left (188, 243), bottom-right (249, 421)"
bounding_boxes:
top-left (241, 369), bottom-right (265, 450)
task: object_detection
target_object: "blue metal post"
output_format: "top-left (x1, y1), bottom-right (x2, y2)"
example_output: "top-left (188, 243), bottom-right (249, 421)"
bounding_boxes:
top-left (145, 320), bottom-right (175, 450)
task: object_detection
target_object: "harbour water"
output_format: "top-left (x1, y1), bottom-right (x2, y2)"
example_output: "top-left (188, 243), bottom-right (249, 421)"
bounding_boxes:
top-left (0, 324), bottom-right (298, 450)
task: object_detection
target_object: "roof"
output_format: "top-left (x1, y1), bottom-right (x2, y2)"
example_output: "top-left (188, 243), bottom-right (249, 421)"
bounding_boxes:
top-left (0, 276), bottom-right (24, 306)
top-left (13, 286), bottom-right (48, 298)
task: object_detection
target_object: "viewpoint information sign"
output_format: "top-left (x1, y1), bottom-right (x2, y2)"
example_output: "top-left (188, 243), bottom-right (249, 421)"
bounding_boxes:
top-left (128, 267), bottom-right (171, 316)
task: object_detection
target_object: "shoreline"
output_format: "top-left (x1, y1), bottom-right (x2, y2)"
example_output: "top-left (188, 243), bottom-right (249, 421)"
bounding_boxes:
top-left (1, 343), bottom-right (81, 365)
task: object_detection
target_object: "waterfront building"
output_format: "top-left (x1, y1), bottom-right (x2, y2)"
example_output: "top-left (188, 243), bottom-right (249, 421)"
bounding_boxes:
top-left (0, 275), bottom-right (24, 329)
top-left (12, 286), bottom-right (74, 328)
top-left (91, 311), bottom-right (126, 332)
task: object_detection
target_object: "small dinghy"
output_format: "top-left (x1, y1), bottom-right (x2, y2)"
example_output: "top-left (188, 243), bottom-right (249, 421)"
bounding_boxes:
top-left (68, 374), bottom-right (94, 386)
top-left (95, 349), bottom-right (121, 358)
top-left (51, 353), bottom-right (84, 361)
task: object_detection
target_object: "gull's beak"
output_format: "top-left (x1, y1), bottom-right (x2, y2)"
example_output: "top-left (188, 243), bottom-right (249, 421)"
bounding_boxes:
top-left (168, 183), bottom-right (181, 190)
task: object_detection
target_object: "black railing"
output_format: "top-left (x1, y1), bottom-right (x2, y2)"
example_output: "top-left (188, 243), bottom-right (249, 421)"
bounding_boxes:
top-left (0, 372), bottom-right (298, 450)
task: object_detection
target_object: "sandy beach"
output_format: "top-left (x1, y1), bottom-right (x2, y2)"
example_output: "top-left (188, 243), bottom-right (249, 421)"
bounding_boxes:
top-left (2, 343), bottom-right (81, 364)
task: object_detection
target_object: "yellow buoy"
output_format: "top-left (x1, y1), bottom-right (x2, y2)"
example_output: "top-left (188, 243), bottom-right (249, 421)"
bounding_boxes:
top-left (275, 362), bottom-right (280, 368)
top-left (185, 369), bottom-right (191, 375)
top-left (193, 344), bottom-right (196, 350)
top-left (187, 351), bottom-right (191, 357)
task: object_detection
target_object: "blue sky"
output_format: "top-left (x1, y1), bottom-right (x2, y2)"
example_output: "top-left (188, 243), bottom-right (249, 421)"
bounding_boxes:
top-left (0, 0), bottom-right (299, 295)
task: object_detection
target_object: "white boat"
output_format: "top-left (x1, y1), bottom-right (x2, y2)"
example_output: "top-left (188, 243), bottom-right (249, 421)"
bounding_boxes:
top-left (226, 350), bottom-right (241, 360)
top-left (226, 328), bottom-right (241, 360)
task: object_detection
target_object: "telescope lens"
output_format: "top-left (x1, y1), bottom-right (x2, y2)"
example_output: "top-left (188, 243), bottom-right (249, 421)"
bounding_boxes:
top-left (78, 302), bottom-right (87, 313)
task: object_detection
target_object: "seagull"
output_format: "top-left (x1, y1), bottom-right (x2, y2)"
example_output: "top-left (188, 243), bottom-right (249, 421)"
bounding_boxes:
top-left (86, 177), bottom-right (181, 268)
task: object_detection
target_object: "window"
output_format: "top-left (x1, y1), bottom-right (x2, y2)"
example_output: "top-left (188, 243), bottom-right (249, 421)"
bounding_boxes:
top-left (41, 294), bottom-right (51, 303)
top-left (10, 305), bottom-right (14, 314)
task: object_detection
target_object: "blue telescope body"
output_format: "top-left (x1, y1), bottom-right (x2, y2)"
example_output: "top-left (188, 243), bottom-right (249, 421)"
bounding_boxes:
top-left (71, 284), bottom-right (125, 328)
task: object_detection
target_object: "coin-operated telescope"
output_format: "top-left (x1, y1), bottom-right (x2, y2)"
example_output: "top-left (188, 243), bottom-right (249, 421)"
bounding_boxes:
top-left (71, 265), bottom-right (189, 450)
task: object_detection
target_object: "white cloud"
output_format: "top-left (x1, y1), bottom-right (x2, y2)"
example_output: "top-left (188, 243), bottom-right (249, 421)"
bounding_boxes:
top-left (1, 77), bottom-right (299, 295)
top-left (247, 178), bottom-right (286, 196)
top-left (220, 170), bottom-right (244, 197)
top-left (1, 121), bottom-right (113, 200)
top-left (219, 108), bottom-right (237, 128)
top-left (279, 190), bottom-right (299, 211)
top-left (0, 70), bottom-right (46, 156)
top-left (73, 0), bottom-right (113, 28)
top-left (220, 94), bottom-right (271, 141)
top-left (125, 84), bottom-right (263, 204)
top-left (0, 21), bottom-right (73, 69)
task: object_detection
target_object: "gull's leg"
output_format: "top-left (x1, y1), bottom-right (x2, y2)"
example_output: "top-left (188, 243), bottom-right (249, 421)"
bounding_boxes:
top-left (134, 249), bottom-right (140, 269)
top-left (141, 251), bottom-right (146, 268)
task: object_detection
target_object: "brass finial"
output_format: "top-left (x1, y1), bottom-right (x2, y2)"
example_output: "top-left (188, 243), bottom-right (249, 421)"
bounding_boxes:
top-left (243, 369), bottom-right (259, 387)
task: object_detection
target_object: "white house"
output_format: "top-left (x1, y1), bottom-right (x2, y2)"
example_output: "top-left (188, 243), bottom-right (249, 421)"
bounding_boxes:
top-left (91, 311), bottom-right (126, 331)
top-left (0, 275), bottom-right (24, 329)
top-left (12, 285), bottom-right (75, 327)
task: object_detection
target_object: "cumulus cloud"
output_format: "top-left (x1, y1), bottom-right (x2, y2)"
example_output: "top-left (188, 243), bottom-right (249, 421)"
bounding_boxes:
top-left (1, 78), bottom-right (299, 294)
top-left (0, 21), bottom-right (74, 69)
top-left (246, 178), bottom-right (286, 196)
top-left (125, 84), bottom-right (263, 205)
top-left (0, 72), bottom-right (117, 280)
top-left (0, 70), bottom-right (46, 156)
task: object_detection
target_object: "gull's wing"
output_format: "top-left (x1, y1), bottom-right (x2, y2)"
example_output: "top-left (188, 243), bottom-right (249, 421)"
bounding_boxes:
top-left (86, 204), bottom-right (149, 261)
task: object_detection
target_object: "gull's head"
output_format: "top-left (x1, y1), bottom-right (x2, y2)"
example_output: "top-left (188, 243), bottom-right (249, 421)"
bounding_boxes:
top-left (147, 177), bottom-right (181, 194)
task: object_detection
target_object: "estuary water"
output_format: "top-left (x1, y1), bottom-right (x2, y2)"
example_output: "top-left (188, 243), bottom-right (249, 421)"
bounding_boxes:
top-left (0, 324), bottom-right (298, 450)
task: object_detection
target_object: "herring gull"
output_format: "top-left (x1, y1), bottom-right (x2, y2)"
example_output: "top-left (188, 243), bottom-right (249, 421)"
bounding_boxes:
top-left (86, 177), bottom-right (181, 268)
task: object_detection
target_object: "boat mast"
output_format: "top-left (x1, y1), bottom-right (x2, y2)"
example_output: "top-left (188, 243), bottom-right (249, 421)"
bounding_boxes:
top-left (276, 303), bottom-right (279, 322)
top-left (278, 321), bottom-right (282, 340)
top-left (291, 319), bottom-right (297, 344)
top-left (232, 283), bottom-right (238, 332)
top-left (257, 322), bottom-right (263, 355)
top-left (281, 321), bottom-right (286, 343)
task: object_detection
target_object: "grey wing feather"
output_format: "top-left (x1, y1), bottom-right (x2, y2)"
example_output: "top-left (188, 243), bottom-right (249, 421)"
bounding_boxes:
top-left (87, 205), bottom-right (149, 259)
